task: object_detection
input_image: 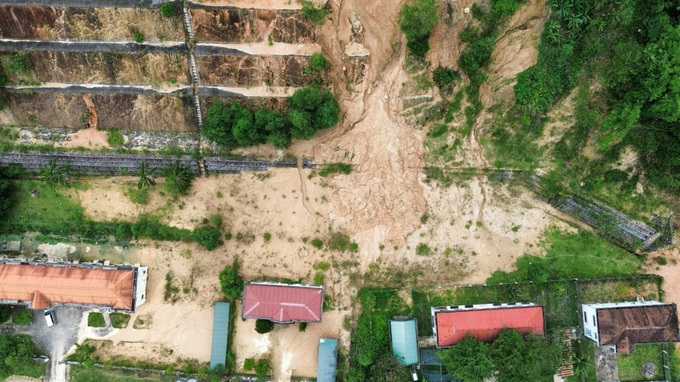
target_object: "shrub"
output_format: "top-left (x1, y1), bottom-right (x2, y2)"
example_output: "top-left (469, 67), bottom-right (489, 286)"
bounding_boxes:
top-left (310, 238), bottom-right (324, 249)
top-left (1, 53), bottom-right (31, 74)
top-left (133, 32), bottom-right (145, 43)
top-left (299, 322), bottom-right (307, 332)
top-left (309, 53), bottom-right (329, 72)
top-left (160, 3), bottom-right (176, 17)
top-left (458, 37), bottom-right (495, 75)
top-left (12, 307), bottom-right (33, 325)
top-left (254, 359), bottom-right (269, 377)
top-left (163, 162), bottom-right (195, 196)
top-left (399, 0), bottom-right (438, 57)
top-left (301, 1), bottom-right (329, 25)
top-left (88, 312), bottom-right (106, 328)
top-left (319, 163), bottom-right (352, 177)
top-left (432, 66), bottom-right (459, 93)
top-left (208, 213), bottom-right (223, 229)
top-left (0, 306), bottom-right (11, 324)
top-left (263, 232), bottom-right (271, 242)
top-left (106, 130), bottom-right (125, 146)
top-left (219, 262), bottom-right (244, 300)
top-left (255, 319), bottom-right (274, 334)
top-left (416, 243), bottom-right (430, 256)
top-left (243, 358), bottom-right (255, 371)
top-left (193, 226), bottom-right (222, 250)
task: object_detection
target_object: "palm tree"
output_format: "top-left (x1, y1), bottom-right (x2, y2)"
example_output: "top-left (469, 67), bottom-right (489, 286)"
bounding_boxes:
top-left (163, 161), bottom-right (194, 195)
top-left (39, 158), bottom-right (71, 190)
top-left (137, 162), bottom-right (156, 189)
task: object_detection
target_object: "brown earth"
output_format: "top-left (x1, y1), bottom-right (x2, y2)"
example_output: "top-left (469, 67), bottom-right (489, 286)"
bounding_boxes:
top-left (2, 51), bottom-right (189, 86)
top-left (0, 6), bottom-right (184, 41)
top-left (197, 55), bottom-right (312, 87)
top-left (191, 8), bottom-right (316, 44)
top-left (0, 92), bottom-right (195, 132)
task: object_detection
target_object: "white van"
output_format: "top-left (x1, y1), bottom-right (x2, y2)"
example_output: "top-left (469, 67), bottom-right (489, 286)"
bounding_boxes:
top-left (44, 310), bottom-right (55, 327)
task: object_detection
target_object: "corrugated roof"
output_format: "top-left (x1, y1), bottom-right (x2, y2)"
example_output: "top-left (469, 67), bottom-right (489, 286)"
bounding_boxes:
top-left (434, 306), bottom-right (544, 347)
top-left (242, 283), bottom-right (323, 323)
top-left (390, 318), bottom-right (419, 365)
top-left (0, 263), bottom-right (135, 310)
top-left (316, 338), bottom-right (338, 382)
top-left (596, 304), bottom-right (679, 354)
top-left (210, 302), bottom-right (231, 370)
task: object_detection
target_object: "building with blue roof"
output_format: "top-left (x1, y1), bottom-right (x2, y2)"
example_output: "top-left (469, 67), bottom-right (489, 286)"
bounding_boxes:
top-left (316, 338), bottom-right (338, 382)
top-left (209, 302), bottom-right (230, 370)
top-left (389, 317), bottom-right (419, 365)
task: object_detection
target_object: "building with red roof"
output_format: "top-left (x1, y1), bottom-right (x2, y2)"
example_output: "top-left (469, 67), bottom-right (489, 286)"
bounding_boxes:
top-left (242, 282), bottom-right (324, 323)
top-left (432, 303), bottom-right (545, 348)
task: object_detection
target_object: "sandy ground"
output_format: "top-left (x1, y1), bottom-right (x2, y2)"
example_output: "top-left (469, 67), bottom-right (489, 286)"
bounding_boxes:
top-left (233, 305), bottom-right (349, 380)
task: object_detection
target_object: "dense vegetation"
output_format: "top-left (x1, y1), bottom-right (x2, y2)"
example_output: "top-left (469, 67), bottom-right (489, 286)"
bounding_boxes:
top-left (202, 86), bottom-right (339, 149)
top-left (399, 0), bottom-right (439, 57)
top-left (255, 319), bottom-right (274, 334)
top-left (438, 329), bottom-right (562, 382)
top-left (0, 334), bottom-right (45, 379)
top-left (301, 1), bottom-right (329, 25)
top-left (495, 0), bottom-right (680, 196)
top-left (219, 261), bottom-right (244, 300)
top-left (346, 289), bottom-right (413, 381)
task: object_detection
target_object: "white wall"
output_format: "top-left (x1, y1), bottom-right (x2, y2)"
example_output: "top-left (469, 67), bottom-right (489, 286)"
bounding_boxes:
top-left (582, 304), bottom-right (599, 344)
top-left (135, 266), bottom-right (148, 309)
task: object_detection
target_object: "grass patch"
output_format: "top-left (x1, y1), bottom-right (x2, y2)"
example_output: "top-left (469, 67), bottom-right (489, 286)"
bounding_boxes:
top-left (127, 187), bottom-right (149, 205)
top-left (69, 365), bottom-right (177, 381)
top-left (617, 344), bottom-right (664, 381)
top-left (107, 130), bottom-right (125, 146)
top-left (0, 334), bottom-right (45, 380)
top-left (109, 313), bottom-right (131, 329)
top-left (12, 306), bottom-right (33, 325)
top-left (88, 312), bottom-right (106, 328)
top-left (415, 243), bottom-right (430, 256)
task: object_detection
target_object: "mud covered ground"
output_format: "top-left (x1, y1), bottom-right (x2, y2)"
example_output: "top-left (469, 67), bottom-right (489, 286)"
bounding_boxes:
top-left (197, 54), bottom-right (312, 87)
top-left (1, 51), bottom-right (188, 86)
top-left (191, 8), bottom-right (316, 44)
top-left (0, 6), bottom-right (184, 41)
top-left (0, 92), bottom-right (195, 132)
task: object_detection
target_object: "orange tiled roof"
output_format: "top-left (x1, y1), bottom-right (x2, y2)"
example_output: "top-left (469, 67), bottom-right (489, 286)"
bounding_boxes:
top-left (0, 263), bottom-right (135, 310)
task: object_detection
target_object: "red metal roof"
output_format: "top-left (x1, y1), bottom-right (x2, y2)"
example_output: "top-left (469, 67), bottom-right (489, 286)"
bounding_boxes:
top-left (0, 263), bottom-right (135, 311)
top-left (242, 283), bottom-right (324, 323)
top-left (434, 305), bottom-right (545, 347)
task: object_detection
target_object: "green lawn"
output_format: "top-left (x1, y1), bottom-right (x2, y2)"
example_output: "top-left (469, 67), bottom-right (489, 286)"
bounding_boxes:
top-left (617, 344), bottom-right (664, 381)
top-left (3, 181), bottom-right (86, 235)
top-left (87, 312), bottom-right (106, 328)
top-left (110, 313), bottom-right (131, 329)
top-left (12, 306), bottom-right (33, 325)
top-left (69, 366), bottom-right (175, 382)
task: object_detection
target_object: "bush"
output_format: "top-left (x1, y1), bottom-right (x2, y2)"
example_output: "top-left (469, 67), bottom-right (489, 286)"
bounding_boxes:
top-left (299, 322), bottom-right (307, 332)
top-left (193, 226), bottom-right (223, 250)
top-left (263, 232), bottom-right (271, 242)
top-left (310, 238), bottom-right (324, 249)
top-left (12, 307), bottom-right (33, 325)
top-left (0, 306), bottom-right (11, 324)
top-left (319, 162), bottom-right (352, 176)
top-left (399, 0), bottom-right (438, 57)
top-left (160, 3), bottom-right (176, 17)
top-left (255, 319), bottom-right (274, 334)
top-left (309, 53), bottom-right (329, 72)
top-left (254, 359), bottom-right (269, 377)
top-left (1, 54), bottom-right (31, 74)
top-left (133, 32), bottom-right (145, 43)
top-left (416, 243), bottom-right (430, 256)
top-left (88, 312), bottom-right (106, 328)
top-left (301, 1), bottom-right (329, 25)
top-left (243, 358), bottom-right (255, 371)
top-left (458, 37), bottom-right (495, 75)
top-left (163, 162), bottom-right (195, 196)
top-left (219, 262), bottom-right (244, 300)
top-left (433, 66), bottom-right (459, 93)
top-left (106, 130), bottom-right (125, 146)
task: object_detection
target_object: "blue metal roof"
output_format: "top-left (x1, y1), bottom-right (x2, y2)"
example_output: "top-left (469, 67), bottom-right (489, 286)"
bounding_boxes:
top-left (209, 302), bottom-right (230, 369)
top-left (316, 338), bottom-right (338, 382)
top-left (390, 318), bottom-right (419, 365)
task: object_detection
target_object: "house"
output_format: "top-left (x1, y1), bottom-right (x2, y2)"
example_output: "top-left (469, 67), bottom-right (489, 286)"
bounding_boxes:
top-left (389, 317), bottom-right (419, 365)
top-left (0, 261), bottom-right (148, 312)
top-left (209, 302), bottom-right (230, 370)
top-left (582, 301), bottom-right (679, 354)
top-left (242, 282), bottom-right (324, 323)
top-left (316, 338), bottom-right (338, 382)
top-left (432, 302), bottom-right (545, 348)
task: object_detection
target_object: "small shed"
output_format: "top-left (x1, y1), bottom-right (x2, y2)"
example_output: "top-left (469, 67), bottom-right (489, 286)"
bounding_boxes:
top-left (316, 338), bottom-right (338, 382)
top-left (390, 317), bottom-right (419, 365)
top-left (209, 302), bottom-right (231, 370)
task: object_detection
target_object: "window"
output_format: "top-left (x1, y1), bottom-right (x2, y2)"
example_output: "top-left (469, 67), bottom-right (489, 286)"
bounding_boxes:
top-left (584, 311), bottom-right (587, 323)
top-left (593, 316), bottom-right (596, 326)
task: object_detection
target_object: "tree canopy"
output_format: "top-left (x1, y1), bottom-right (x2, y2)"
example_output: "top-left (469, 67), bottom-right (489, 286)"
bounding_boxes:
top-left (219, 261), bottom-right (244, 300)
top-left (437, 335), bottom-right (494, 382)
top-left (399, 0), bottom-right (439, 57)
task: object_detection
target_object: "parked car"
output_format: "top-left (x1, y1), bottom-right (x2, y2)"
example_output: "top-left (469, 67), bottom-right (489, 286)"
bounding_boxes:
top-left (44, 309), bottom-right (55, 327)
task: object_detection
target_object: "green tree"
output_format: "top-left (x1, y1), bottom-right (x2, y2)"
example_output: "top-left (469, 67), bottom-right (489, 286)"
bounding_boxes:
top-left (193, 226), bottom-right (222, 250)
top-left (0, 334), bottom-right (44, 379)
top-left (0, 306), bottom-right (11, 324)
top-left (40, 158), bottom-right (71, 191)
top-left (202, 100), bottom-right (238, 148)
top-left (163, 161), bottom-right (195, 196)
top-left (219, 261), bottom-right (244, 300)
top-left (438, 335), bottom-right (494, 381)
top-left (399, 0), bottom-right (438, 57)
top-left (490, 329), bottom-right (562, 382)
top-left (309, 53), bottom-right (329, 72)
top-left (288, 109), bottom-right (314, 139)
top-left (136, 162), bottom-right (156, 189)
top-left (0, 168), bottom-right (14, 217)
top-left (255, 319), bottom-right (275, 334)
